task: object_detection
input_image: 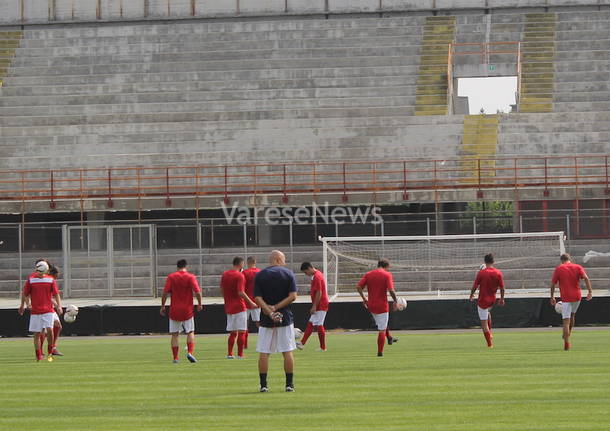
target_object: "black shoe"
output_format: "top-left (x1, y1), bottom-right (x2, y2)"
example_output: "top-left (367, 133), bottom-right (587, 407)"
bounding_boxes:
top-left (285, 385), bottom-right (295, 392)
top-left (51, 349), bottom-right (64, 356)
top-left (260, 387), bottom-right (268, 393)
top-left (377, 352), bottom-right (383, 357)
top-left (387, 337), bottom-right (399, 345)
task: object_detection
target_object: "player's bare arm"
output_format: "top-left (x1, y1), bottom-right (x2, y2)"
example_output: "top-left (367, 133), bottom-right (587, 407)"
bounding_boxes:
top-left (273, 291), bottom-right (297, 311)
top-left (195, 291), bottom-right (203, 312)
top-left (356, 285), bottom-right (368, 308)
top-left (255, 296), bottom-right (273, 316)
top-left (18, 291), bottom-right (28, 315)
top-left (549, 282), bottom-right (557, 306)
top-left (469, 284), bottom-right (478, 302)
top-left (581, 273), bottom-right (593, 301)
top-left (239, 290), bottom-right (257, 309)
top-left (389, 288), bottom-right (398, 312)
top-left (160, 291), bottom-right (169, 316)
top-left (311, 290), bottom-right (321, 314)
top-left (54, 293), bottom-right (63, 315)
top-left (498, 286), bottom-right (506, 306)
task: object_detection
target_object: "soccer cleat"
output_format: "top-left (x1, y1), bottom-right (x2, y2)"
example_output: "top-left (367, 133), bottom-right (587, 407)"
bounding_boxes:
top-left (377, 352), bottom-right (383, 357)
top-left (296, 342), bottom-right (304, 350)
top-left (51, 349), bottom-right (64, 356)
top-left (47, 355), bottom-right (53, 362)
top-left (237, 355), bottom-right (245, 359)
top-left (186, 353), bottom-right (197, 363)
top-left (316, 348), bottom-right (327, 352)
top-left (172, 359), bottom-right (179, 364)
top-left (259, 387), bottom-right (268, 393)
top-left (564, 341), bottom-right (571, 351)
top-left (227, 355), bottom-right (235, 359)
top-left (387, 337), bottom-right (399, 345)
top-left (285, 385), bottom-right (295, 392)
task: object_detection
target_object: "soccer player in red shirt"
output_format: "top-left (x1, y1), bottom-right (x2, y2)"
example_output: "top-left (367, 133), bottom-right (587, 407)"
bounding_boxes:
top-left (470, 253), bottom-right (505, 348)
top-left (160, 259), bottom-right (203, 363)
top-left (549, 253), bottom-right (592, 350)
top-left (221, 257), bottom-right (257, 359)
top-left (242, 256), bottom-right (261, 349)
top-left (357, 259), bottom-right (398, 357)
top-left (18, 260), bottom-right (63, 361)
top-left (297, 262), bottom-right (329, 351)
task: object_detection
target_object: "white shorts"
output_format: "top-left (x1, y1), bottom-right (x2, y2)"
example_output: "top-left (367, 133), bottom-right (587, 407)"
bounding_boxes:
top-left (53, 312), bottom-right (60, 324)
top-left (29, 313), bottom-right (55, 333)
top-left (309, 310), bottom-right (327, 326)
top-left (247, 308), bottom-right (261, 322)
top-left (372, 312), bottom-right (389, 331)
top-left (226, 311), bottom-right (247, 332)
top-left (169, 317), bottom-right (195, 334)
top-left (477, 306), bottom-right (492, 321)
top-left (561, 301), bottom-right (580, 319)
top-left (256, 325), bottom-right (297, 354)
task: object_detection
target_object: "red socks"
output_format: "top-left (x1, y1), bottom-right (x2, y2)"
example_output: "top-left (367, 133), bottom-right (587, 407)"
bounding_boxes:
top-left (377, 332), bottom-right (385, 355)
top-left (52, 326), bottom-right (61, 348)
top-left (187, 341), bottom-right (194, 354)
top-left (488, 314), bottom-right (492, 330)
top-left (317, 325), bottom-right (326, 350)
top-left (237, 332), bottom-right (245, 357)
top-left (35, 348), bottom-right (43, 360)
top-left (38, 333), bottom-right (45, 348)
top-left (483, 331), bottom-right (493, 347)
top-left (244, 331), bottom-right (249, 349)
top-left (301, 322), bottom-right (314, 345)
top-left (385, 328), bottom-right (392, 341)
top-left (171, 346), bottom-right (179, 360)
top-left (228, 331), bottom-right (237, 356)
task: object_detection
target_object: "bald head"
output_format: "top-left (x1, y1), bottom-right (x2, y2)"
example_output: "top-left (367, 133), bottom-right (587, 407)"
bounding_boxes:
top-left (269, 250), bottom-right (286, 266)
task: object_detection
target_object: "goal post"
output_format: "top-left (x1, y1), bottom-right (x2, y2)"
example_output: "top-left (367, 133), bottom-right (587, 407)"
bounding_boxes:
top-left (320, 232), bottom-right (566, 297)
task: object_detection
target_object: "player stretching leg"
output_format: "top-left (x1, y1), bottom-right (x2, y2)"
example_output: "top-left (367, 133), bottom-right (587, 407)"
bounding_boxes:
top-left (254, 250), bottom-right (298, 392)
top-left (48, 265), bottom-right (64, 356)
top-left (221, 257), bottom-right (258, 359)
top-left (356, 259), bottom-right (398, 357)
top-left (549, 253), bottom-right (593, 351)
top-left (297, 262), bottom-right (329, 351)
top-left (160, 259), bottom-right (203, 363)
top-left (470, 253), bottom-right (505, 348)
top-left (242, 256), bottom-right (261, 349)
top-left (18, 261), bottom-right (63, 361)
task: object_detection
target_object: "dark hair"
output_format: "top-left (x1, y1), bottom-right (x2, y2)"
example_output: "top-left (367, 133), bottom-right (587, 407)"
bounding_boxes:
top-left (484, 253), bottom-right (495, 264)
top-left (247, 256), bottom-right (256, 265)
top-left (177, 259), bottom-right (187, 269)
top-left (377, 259), bottom-right (390, 269)
top-left (48, 265), bottom-right (59, 278)
top-left (560, 253), bottom-right (571, 262)
top-left (35, 258), bottom-right (48, 265)
top-left (233, 256), bottom-right (244, 266)
top-left (300, 262), bottom-right (313, 271)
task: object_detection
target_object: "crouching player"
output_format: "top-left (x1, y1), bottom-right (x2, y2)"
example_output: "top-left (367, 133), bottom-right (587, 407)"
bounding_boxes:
top-left (18, 260), bottom-right (63, 361)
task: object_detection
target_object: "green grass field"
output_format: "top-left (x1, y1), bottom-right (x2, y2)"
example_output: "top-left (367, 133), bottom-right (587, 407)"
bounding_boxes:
top-left (2, 329), bottom-right (610, 431)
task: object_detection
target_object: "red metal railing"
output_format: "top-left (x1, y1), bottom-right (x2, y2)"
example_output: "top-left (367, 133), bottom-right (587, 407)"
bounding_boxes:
top-left (0, 155), bottom-right (609, 207)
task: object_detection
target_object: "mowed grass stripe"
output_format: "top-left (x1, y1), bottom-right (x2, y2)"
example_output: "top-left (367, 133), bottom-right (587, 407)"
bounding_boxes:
top-left (2, 330), bottom-right (609, 431)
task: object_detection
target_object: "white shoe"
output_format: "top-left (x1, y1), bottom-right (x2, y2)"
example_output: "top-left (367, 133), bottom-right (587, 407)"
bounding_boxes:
top-left (296, 342), bottom-right (304, 350)
top-left (227, 355), bottom-right (235, 359)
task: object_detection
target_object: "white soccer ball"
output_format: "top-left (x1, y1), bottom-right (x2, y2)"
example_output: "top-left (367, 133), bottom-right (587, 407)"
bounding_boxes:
top-left (294, 328), bottom-right (303, 341)
top-left (554, 301), bottom-right (563, 315)
top-left (396, 297), bottom-right (407, 311)
top-left (64, 313), bottom-right (77, 323)
top-left (65, 304), bottom-right (79, 316)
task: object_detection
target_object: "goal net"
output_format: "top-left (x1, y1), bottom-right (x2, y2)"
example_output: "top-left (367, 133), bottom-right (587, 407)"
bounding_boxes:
top-left (320, 232), bottom-right (565, 297)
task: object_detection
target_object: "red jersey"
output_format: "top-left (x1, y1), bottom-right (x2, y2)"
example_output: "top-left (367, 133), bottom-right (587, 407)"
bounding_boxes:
top-left (163, 270), bottom-right (201, 321)
top-left (221, 269), bottom-right (247, 315)
top-left (310, 270), bottom-right (329, 311)
top-left (552, 263), bottom-right (586, 302)
top-left (473, 267), bottom-right (504, 309)
top-left (358, 268), bottom-right (394, 314)
top-left (242, 267), bottom-right (261, 309)
top-left (23, 273), bottom-right (58, 315)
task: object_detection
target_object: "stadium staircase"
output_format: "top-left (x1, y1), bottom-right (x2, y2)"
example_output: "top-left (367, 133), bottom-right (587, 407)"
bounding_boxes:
top-left (414, 16), bottom-right (455, 116)
top-left (0, 30), bottom-right (21, 87)
top-left (519, 13), bottom-right (555, 113)
top-left (460, 114), bottom-right (499, 182)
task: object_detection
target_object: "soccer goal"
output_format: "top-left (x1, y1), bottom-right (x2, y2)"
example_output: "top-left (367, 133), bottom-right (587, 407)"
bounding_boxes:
top-left (320, 232), bottom-right (565, 297)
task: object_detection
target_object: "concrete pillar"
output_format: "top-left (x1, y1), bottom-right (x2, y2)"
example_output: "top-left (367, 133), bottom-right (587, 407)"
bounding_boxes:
top-left (257, 221), bottom-right (273, 246)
